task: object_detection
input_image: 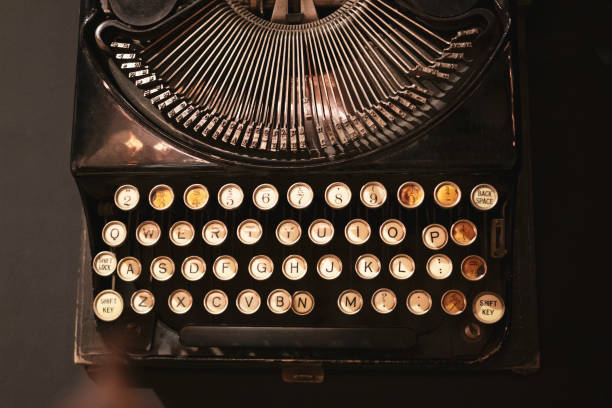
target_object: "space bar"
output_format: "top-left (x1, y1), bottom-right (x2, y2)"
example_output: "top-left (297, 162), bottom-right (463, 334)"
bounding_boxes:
top-left (180, 326), bottom-right (416, 349)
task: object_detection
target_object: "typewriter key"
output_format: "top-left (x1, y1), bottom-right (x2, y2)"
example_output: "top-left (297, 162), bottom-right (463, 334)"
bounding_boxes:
top-left (253, 183), bottom-right (279, 210)
top-left (317, 254), bottom-right (342, 280)
top-left (136, 221), bottom-right (161, 246)
top-left (169, 221), bottom-right (195, 246)
top-left (150, 256), bottom-right (175, 281)
top-left (93, 290), bottom-right (123, 322)
top-left (237, 219), bottom-right (263, 245)
top-left (130, 289), bottom-right (154, 315)
top-left (114, 184), bottom-right (139, 211)
top-left (379, 219), bottom-right (406, 245)
top-left (325, 182), bottom-right (351, 209)
top-left (183, 184), bottom-right (209, 210)
top-left (203, 289), bottom-right (229, 315)
top-left (434, 181), bottom-right (461, 208)
top-left (371, 289), bottom-right (397, 314)
top-left (389, 254), bottom-right (415, 280)
top-left (276, 219), bottom-right (302, 246)
top-left (422, 224), bottom-right (449, 250)
top-left (181, 256), bottom-right (206, 281)
top-left (472, 292), bottom-right (505, 324)
top-left (287, 182), bottom-right (314, 209)
top-left (461, 255), bottom-right (487, 281)
top-left (292, 291), bottom-right (315, 315)
top-left (441, 290), bottom-right (467, 315)
top-left (92, 251), bottom-right (117, 277)
top-left (267, 289), bottom-right (292, 314)
top-left (213, 255), bottom-right (238, 280)
top-left (218, 183), bottom-right (244, 210)
top-left (117, 257), bottom-right (141, 282)
top-left (450, 219), bottom-right (477, 246)
top-left (102, 221), bottom-right (127, 247)
top-left (406, 290), bottom-right (432, 315)
top-left (470, 184), bottom-right (498, 211)
top-left (282, 255), bottom-right (307, 280)
top-left (338, 290), bottom-right (363, 315)
top-left (168, 289), bottom-right (192, 314)
top-left (360, 181), bottom-right (387, 208)
top-left (308, 219), bottom-right (334, 245)
top-left (236, 289), bottom-right (261, 314)
top-left (248, 255), bottom-right (274, 280)
top-left (426, 254), bottom-right (453, 279)
top-left (355, 254), bottom-right (381, 279)
top-left (202, 220), bottom-right (228, 246)
top-left (149, 184), bottom-right (174, 210)
top-left (397, 181), bottom-right (425, 208)
top-left (345, 219), bottom-right (371, 245)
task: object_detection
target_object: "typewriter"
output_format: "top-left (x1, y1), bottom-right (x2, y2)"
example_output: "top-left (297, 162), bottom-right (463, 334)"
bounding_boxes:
top-left (72, 0), bottom-right (539, 379)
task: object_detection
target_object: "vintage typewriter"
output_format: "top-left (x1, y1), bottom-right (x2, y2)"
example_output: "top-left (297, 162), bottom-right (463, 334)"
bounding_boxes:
top-left (72, 0), bottom-right (539, 378)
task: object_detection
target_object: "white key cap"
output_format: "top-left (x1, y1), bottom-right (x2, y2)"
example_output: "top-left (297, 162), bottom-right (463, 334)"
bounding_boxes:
top-left (114, 185), bottom-right (139, 211)
top-left (470, 184), bottom-right (498, 211)
top-left (102, 221), bottom-right (127, 247)
top-left (379, 219), bottom-right (406, 245)
top-left (237, 219), bottom-right (263, 245)
top-left (325, 182), bottom-right (351, 209)
top-left (248, 255), bottom-right (274, 280)
top-left (202, 220), bottom-right (228, 246)
top-left (441, 289), bottom-right (467, 315)
top-left (218, 183), bottom-right (244, 210)
top-left (338, 290), bottom-right (363, 315)
top-left (355, 254), bottom-right (381, 279)
top-left (236, 289), bottom-right (261, 314)
top-left (344, 219), bottom-right (371, 245)
top-left (92, 251), bottom-right (117, 277)
top-left (426, 254), bottom-right (453, 279)
top-left (117, 256), bottom-right (142, 281)
top-left (150, 256), bottom-right (175, 281)
top-left (130, 289), bottom-right (154, 314)
top-left (388, 254), bottom-right (415, 280)
top-left (181, 256), bottom-right (206, 281)
top-left (317, 254), bottom-right (342, 280)
top-left (213, 255), bottom-right (238, 280)
top-left (252, 183), bottom-right (279, 210)
top-left (371, 288), bottom-right (397, 314)
top-left (169, 221), bottom-right (195, 246)
top-left (93, 290), bottom-right (123, 322)
top-left (472, 292), bottom-right (505, 324)
top-left (282, 255), bottom-right (307, 280)
top-left (204, 289), bottom-right (229, 315)
top-left (406, 290), bottom-right (432, 315)
top-left (422, 224), bottom-right (448, 250)
top-left (276, 219), bottom-right (301, 246)
top-left (308, 219), bottom-right (334, 245)
top-left (149, 184), bottom-right (174, 210)
top-left (183, 184), bottom-right (209, 210)
top-left (450, 219), bottom-right (478, 246)
top-left (292, 291), bottom-right (315, 315)
top-left (168, 289), bottom-right (192, 314)
top-left (267, 289), bottom-right (292, 314)
top-left (136, 220), bottom-right (161, 246)
top-left (360, 181), bottom-right (387, 208)
top-left (287, 182), bottom-right (314, 209)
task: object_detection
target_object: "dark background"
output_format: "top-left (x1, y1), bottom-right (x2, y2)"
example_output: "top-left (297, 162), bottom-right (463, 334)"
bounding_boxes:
top-left (0, 0), bottom-right (606, 406)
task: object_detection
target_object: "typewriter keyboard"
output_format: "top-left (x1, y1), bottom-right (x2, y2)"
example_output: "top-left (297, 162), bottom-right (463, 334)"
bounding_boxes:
top-left (88, 175), bottom-right (508, 349)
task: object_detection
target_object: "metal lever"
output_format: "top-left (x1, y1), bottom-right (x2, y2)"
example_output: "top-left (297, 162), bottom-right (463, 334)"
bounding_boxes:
top-left (491, 218), bottom-right (508, 258)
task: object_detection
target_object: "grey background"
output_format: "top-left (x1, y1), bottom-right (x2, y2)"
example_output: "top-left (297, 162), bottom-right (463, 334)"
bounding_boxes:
top-left (0, 0), bottom-right (605, 406)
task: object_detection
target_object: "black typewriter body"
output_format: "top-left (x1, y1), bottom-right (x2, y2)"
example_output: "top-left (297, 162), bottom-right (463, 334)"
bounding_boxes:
top-left (71, 0), bottom-right (539, 375)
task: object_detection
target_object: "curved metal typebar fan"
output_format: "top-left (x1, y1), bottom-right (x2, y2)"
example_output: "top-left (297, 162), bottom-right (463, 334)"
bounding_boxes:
top-left (94, 0), bottom-right (510, 167)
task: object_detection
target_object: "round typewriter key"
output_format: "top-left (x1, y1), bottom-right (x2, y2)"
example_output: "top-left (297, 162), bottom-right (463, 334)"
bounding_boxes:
top-left (287, 182), bottom-right (314, 209)
top-left (441, 290), bottom-right (467, 315)
top-left (93, 290), bottom-right (123, 322)
top-left (150, 256), bottom-right (175, 281)
top-left (292, 291), bottom-right (315, 315)
top-left (282, 255), bottom-right (307, 280)
top-left (114, 184), bottom-right (139, 211)
top-left (92, 251), bottom-right (117, 277)
top-left (355, 254), bottom-right (381, 279)
top-left (236, 289), bottom-right (261, 315)
top-left (450, 219), bottom-right (477, 246)
top-left (218, 183), bottom-right (244, 210)
top-left (183, 184), bottom-right (209, 210)
top-left (213, 255), bottom-right (238, 280)
top-left (470, 184), bottom-right (498, 211)
top-left (181, 256), bottom-right (206, 281)
top-left (136, 220), bottom-right (161, 247)
top-left (461, 255), bottom-right (487, 281)
top-left (338, 289), bottom-right (363, 315)
top-left (203, 289), bottom-right (229, 315)
top-left (406, 290), bottom-right (432, 315)
top-left (253, 183), bottom-right (279, 210)
top-left (168, 289), bottom-right (192, 314)
top-left (360, 181), bottom-right (387, 208)
top-left (472, 292), bottom-right (505, 324)
top-left (389, 254), bottom-right (415, 280)
top-left (344, 219), bottom-right (371, 245)
top-left (267, 289), bottom-right (292, 314)
top-left (117, 256), bottom-right (141, 282)
top-left (317, 254), bottom-right (342, 280)
top-left (149, 184), bottom-right (174, 210)
top-left (426, 254), bottom-right (453, 280)
top-left (276, 219), bottom-right (301, 246)
top-left (237, 219), bottom-right (263, 245)
top-left (130, 289), bottom-right (154, 315)
top-left (422, 223), bottom-right (448, 250)
top-left (325, 182), bottom-right (351, 209)
top-left (202, 220), bottom-right (228, 246)
top-left (102, 221), bottom-right (127, 247)
top-left (397, 181), bottom-right (425, 209)
top-left (169, 221), bottom-right (195, 247)
top-left (371, 288), bottom-right (397, 314)
top-left (434, 181), bottom-right (461, 208)
top-left (308, 219), bottom-right (334, 245)
top-left (248, 255), bottom-right (274, 280)
top-left (379, 219), bottom-right (406, 245)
